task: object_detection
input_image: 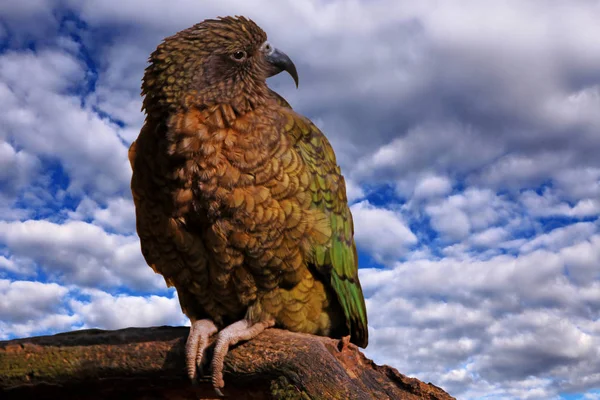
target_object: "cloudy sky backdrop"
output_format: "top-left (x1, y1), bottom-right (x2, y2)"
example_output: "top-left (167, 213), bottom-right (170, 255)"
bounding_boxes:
top-left (1, 1), bottom-right (600, 399)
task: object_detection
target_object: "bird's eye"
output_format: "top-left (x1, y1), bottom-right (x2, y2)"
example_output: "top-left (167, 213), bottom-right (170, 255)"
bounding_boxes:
top-left (232, 51), bottom-right (247, 61)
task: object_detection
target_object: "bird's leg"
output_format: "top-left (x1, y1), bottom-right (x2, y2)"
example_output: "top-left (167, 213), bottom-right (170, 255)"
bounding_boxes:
top-left (185, 319), bottom-right (218, 381)
top-left (211, 318), bottom-right (275, 395)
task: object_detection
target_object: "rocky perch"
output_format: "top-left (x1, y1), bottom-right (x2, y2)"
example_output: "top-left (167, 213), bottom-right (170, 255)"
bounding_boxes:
top-left (0, 326), bottom-right (455, 399)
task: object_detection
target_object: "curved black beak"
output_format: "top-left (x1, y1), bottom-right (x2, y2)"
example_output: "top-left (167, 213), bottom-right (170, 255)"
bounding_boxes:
top-left (265, 48), bottom-right (299, 88)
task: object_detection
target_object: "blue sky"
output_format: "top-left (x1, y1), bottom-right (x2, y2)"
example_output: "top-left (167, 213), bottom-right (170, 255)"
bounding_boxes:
top-left (1, 1), bottom-right (600, 399)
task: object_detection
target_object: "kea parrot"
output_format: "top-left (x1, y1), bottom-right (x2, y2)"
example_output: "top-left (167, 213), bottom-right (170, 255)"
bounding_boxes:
top-left (129, 16), bottom-right (368, 393)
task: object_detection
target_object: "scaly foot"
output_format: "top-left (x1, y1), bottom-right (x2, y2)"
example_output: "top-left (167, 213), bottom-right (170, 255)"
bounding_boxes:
top-left (211, 319), bottom-right (275, 396)
top-left (185, 319), bottom-right (218, 381)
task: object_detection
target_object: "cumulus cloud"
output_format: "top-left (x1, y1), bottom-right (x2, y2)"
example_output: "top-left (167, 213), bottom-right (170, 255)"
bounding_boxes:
top-left (469, 227), bottom-right (510, 249)
top-left (362, 230), bottom-right (600, 396)
top-left (0, 280), bottom-right (186, 339)
top-left (0, 142), bottom-right (40, 203)
top-left (553, 167), bottom-right (600, 201)
top-left (0, 219), bottom-right (164, 291)
top-left (344, 178), bottom-right (365, 203)
top-left (0, 279), bottom-right (76, 339)
top-left (1, 1), bottom-right (600, 399)
top-left (521, 189), bottom-right (600, 218)
top-left (68, 196), bottom-right (136, 234)
top-left (0, 256), bottom-right (18, 273)
top-left (520, 222), bottom-right (598, 254)
top-left (0, 49), bottom-right (131, 200)
top-left (0, 279), bottom-right (68, 323)
top-left (0, 0), bottom-right (62, 46)
top-left (351, 200), bottom-right (417, 262)
top-left (70, 289), bottom-right (186, 330)
top-left (480, 311), bottom-right (598, 382)
top-left (424, 188), bottom-right (522, 243)
top-left (412, 175), bottom-right (452, 200)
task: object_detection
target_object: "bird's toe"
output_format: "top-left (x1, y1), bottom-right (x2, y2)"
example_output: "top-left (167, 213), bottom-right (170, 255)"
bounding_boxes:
top-left (185, 319), bottom-right (218, 381)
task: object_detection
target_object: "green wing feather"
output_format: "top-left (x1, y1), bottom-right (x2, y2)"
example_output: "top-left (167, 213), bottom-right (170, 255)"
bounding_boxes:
top-left (284, 110), bottom-right (368, 348)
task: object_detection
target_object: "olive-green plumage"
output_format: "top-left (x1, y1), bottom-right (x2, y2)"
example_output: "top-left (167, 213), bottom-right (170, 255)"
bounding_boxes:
top-left (130, 16), bottom-right (368, 357)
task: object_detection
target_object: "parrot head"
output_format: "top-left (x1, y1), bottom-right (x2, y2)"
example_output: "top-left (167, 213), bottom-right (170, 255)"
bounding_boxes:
top-left (142, 16), bottom-right (298, 114)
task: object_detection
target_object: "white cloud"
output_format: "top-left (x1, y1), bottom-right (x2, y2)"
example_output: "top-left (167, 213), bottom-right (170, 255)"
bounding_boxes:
top-left (559, 234), bottom-right (600, 285)
top-left (1, 313), bottom-right (79, 340)
top-left (425, 188), bottom-right (524, 243)
top-left (70, 289), bottom-right (186, 330)
top-left (362, 227), bottom-right (600, 397)
top-left (554, 167), bottom-right (600, 201)
top-left (0, 280), bottom-right (186, 339)
top-left (521, 189), bottom-right (600, 218)
top-left (354, 123), bottom-right (502, 183)
top-left (412, 175), bottom-right (452, 199)
top-left (0, 49), bottom-right (131, 199)
top-left (0, 256), bottom-right (18, 273)
top-left (0, 279), bottom-right (68, 323)
top-left (0, 279), bottom-right (77, 339)
top-left (0, 142), bottom-right (40, 203)
top-left (0, 0), bottom-right (61, 46)
top-left (344, 178), bottom-right (365, 203)
top-left (469, 227), bottom-right (509, 248)
top-left (91, 197), bottom-right (136, 233)
top-left (520, 222), bottom-right (598, 254)
top-left (351, 201), bottom-right (417, 262)
top-left (429, 206), bottom-right (471, 241)
top-left (0, 219), bottom-right (163, 291)
top-left (476, 153), bottom-right (575, 191)
top-left (481, 310), bottom-right (597, 381)
top-left (69, 196), bottom-right (136, 234)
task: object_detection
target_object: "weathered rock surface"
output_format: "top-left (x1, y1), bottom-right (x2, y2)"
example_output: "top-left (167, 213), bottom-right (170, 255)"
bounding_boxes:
top-left (0, 326), bottom-right (455, 399)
